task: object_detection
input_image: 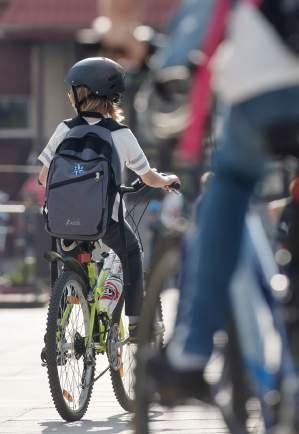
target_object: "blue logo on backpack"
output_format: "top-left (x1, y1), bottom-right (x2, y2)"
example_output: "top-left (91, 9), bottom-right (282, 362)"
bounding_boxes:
top-left (72, 163), bottom-right (85, 176)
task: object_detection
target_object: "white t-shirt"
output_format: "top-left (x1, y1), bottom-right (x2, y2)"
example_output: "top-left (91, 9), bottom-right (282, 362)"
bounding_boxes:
top-left (212, 3), bottom-right (299, 103)
top-left (38, 117), bottom-right (150, 221)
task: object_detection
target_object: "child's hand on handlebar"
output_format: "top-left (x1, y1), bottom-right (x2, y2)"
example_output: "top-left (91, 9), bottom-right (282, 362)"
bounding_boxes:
top-left (141, 168), bottom-right (181, 191)
top-left (161, 174), bottom-right (181, 192)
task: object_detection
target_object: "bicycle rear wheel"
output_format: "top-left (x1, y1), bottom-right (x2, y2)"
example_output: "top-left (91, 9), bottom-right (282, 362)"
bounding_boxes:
top-left (46, 271), bottom-right (95, 421)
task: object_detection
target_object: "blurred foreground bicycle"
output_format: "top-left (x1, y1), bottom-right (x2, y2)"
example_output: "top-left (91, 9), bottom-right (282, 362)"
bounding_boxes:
top-left (134, 164), bottom-right (299, 434)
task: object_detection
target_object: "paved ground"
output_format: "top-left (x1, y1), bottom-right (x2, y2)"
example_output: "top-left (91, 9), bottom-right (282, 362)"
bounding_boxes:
top-left (0, 307), bottom-right (227, 434)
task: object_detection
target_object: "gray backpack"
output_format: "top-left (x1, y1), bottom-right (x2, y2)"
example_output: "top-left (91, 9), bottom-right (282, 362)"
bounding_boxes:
top-left (44, 116), bottom-right (125, 240)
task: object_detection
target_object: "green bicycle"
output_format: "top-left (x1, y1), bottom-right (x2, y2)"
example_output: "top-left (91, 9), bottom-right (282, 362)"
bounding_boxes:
top-left (43, 179), bottom-right (150, 421)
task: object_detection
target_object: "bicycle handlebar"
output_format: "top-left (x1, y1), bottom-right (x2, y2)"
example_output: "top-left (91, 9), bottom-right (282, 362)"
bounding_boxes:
top-left (119, 178), bottom-right (146, 194)
top-left (119, 177), bottom-right (181, 195)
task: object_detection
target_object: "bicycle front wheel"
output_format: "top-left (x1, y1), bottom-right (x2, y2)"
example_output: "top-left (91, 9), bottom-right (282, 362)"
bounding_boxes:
top-left (45, 271), bottom-right (95, 421)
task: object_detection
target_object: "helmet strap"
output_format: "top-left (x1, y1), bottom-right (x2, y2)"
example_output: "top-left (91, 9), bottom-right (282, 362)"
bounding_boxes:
top-left (72, 86), bottom-right (83, 116)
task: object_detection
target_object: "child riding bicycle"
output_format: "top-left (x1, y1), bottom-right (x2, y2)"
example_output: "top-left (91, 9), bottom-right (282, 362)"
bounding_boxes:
top-left (38, 57), bottom-right (180, 341)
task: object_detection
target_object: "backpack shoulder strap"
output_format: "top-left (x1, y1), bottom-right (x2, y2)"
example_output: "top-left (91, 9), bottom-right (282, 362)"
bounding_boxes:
top-left (64, 116), bottom-right (87, 129)
top-left (100, 118), bottom-right (128, 132)
top-left (53, 117), bottom-right (86, 155)
top-left (64, 116), bottom-right (127, 131)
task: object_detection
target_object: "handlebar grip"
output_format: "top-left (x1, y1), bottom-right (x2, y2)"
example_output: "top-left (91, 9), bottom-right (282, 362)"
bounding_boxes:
top-left (170, 182), bottom-right (181, 191)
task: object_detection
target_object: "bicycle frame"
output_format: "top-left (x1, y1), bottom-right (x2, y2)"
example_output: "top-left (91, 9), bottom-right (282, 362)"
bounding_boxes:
top-left (229, 209), bottom-right (298, 429)
top-left (55, 249), bottom-right (123, 355)
top-left (86, 251), bottom-right (125, 355)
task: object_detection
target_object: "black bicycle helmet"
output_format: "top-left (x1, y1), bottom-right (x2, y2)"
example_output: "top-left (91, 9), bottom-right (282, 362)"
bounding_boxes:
top-left (65, 57), bottom-right (126, 117)
top-left (65, 57), bottom-right (126, 97)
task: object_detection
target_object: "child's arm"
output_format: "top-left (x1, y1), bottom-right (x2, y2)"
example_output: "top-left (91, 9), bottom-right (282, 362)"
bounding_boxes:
top-left (38, 165), bottom-right (49, 188)
top-left (122, 129), bottom-right (180, 189)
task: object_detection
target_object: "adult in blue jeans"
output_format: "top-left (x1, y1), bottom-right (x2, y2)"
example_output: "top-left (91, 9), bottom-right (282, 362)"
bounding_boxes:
top-left (147, 0), bottom-right (299, 400)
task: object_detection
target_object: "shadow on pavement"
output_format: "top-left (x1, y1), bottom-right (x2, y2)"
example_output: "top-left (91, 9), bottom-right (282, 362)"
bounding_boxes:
top-left (40, 410), bottom-right (166, 434)
top-left (40, 412), bottom-right (133, 434)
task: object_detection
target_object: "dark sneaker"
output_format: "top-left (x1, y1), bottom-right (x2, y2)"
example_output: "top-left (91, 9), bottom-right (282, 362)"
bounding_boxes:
top-left (144, 349), bottom-right (211, 406)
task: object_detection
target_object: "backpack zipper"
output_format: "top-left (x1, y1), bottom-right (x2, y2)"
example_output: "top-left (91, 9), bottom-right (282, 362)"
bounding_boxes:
top-left (49, 171), bottom-right (104, 190)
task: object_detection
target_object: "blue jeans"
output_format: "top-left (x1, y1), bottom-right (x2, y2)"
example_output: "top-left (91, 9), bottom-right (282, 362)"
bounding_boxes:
top-left (176, 86), bottom-right (299, 360)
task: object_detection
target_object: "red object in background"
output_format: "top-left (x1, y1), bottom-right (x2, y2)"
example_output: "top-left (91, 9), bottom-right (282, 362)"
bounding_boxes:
top-left (21, 175), bottom-right (45, 206)
top-left (77, 253), bottom-right (92, 264)
top-left (178, 0), bottom-right (230, 161)
top-left (291, 177), bottom-right (299, 202)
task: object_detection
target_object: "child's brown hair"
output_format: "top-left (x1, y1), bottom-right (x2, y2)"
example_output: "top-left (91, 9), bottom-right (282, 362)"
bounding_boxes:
top-left (68, 86), bottom-right (124, 122)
